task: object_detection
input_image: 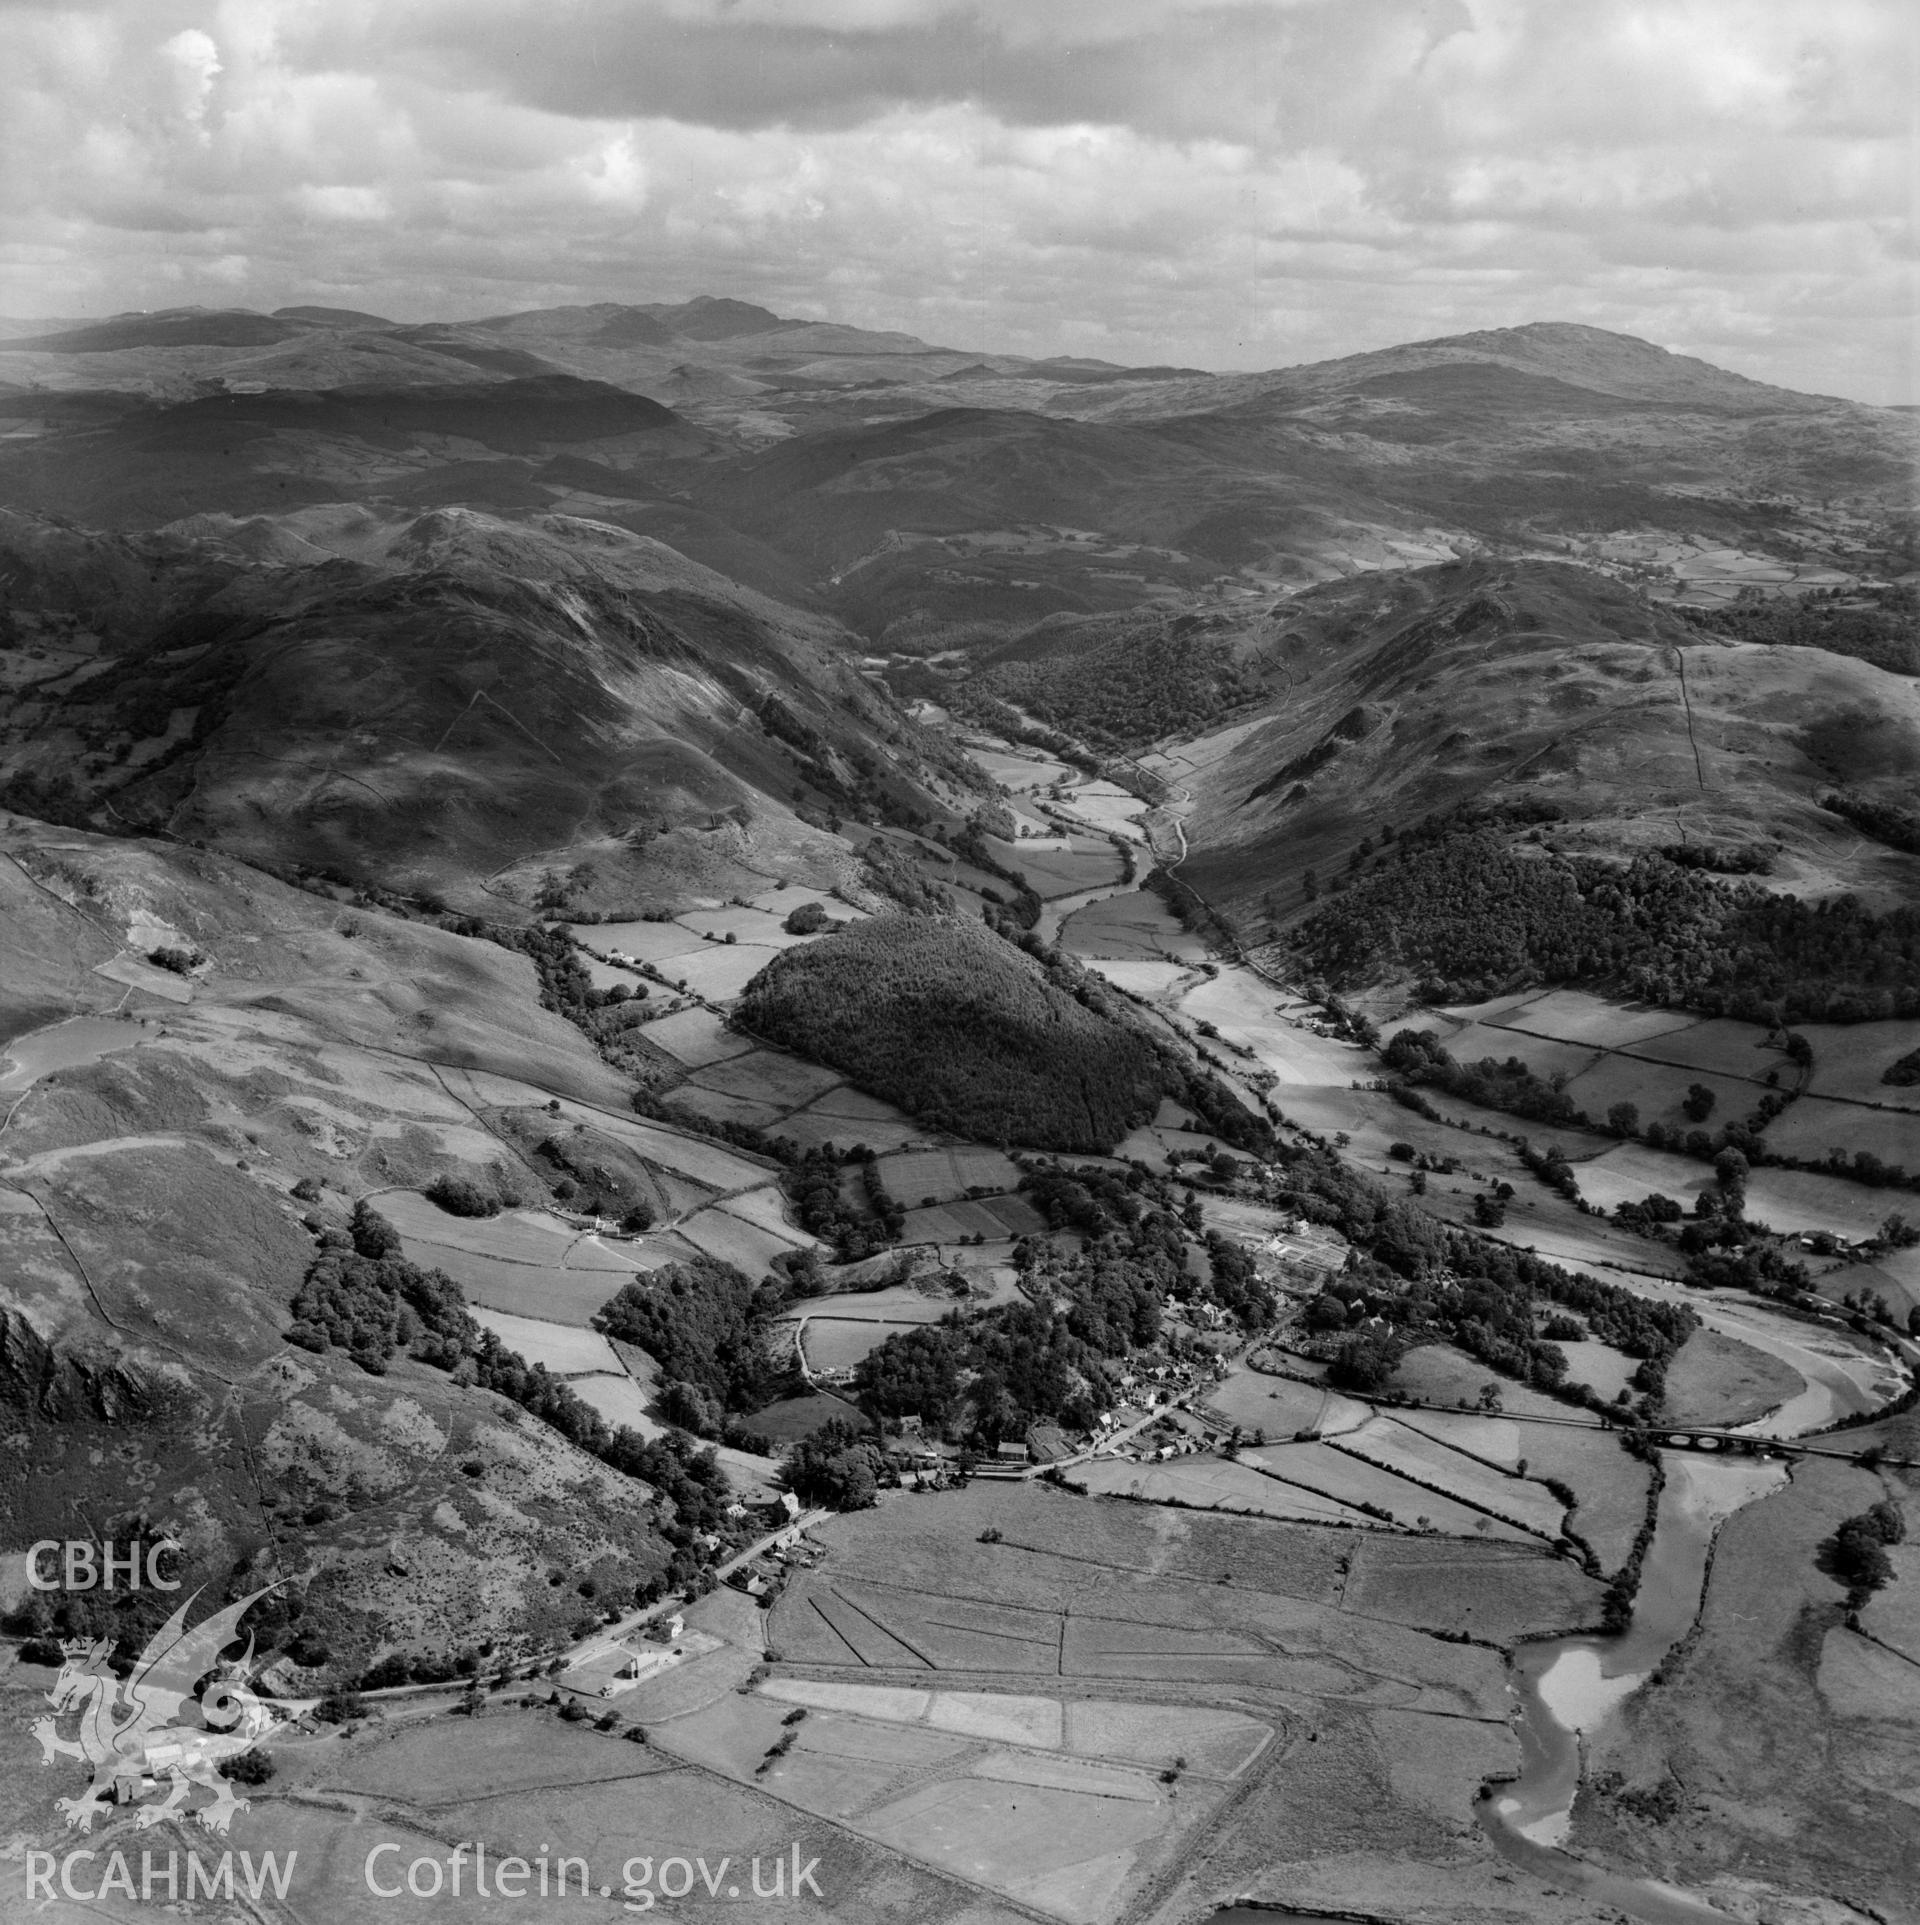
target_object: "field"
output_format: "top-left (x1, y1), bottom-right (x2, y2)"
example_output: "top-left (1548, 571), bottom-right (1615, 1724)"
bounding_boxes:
top-left (660, 942), bottom-right (787, 1002)
top-left (981, 833), bottom-right (1126, 900)
top-left (1332, 1417), bottom-right (1568, 1538)
top-left (1541, 1341), bottom-right (1629, 1403)
top-left (1390, 1344), bottom-right (1604, 1425)
top-left (1741, 1164), bottom-right (1902, 1240)
top-left (690, 1048), bottom-right (845, 1110)
top-left (564, 1372), bottom-right (664, 1434)
top-left (380, 1191), bottom-right (698, 1325)
top-left (1241, 1441), bottom-right (1541, 1542)
top-left (1857, 1545), bottom-right (1920, 1666)
top-left (1059, 892), bottom-right (1206, 962)
top-left (1204, 1365), bottom-right (1370, 1438)
top-left (1564, 1054), bottom-right (1757, 1131)
top-left (1571, 1140), bottom-right (1714, 1214)
top-left (676, 1204), bottom-right (810, 1274)
top-left (1494, 1425), bottom-right (1652, 1572)
top-left (801, 1318), bottom-right (900, 1372)
top-left (750, 1390), bottom-right (859, 1443)
top-left (1762, 1094), bottom-right (1920, 1168)
top-left (1485, 990), bottom-right (1696, 1049)
top-left (897, 1195), bottom-right (1048, 1243)
top-left (771, 1484), bottom-right (1517, 1714)
top-left (773, 1103), bottom-right (926, 1154)
top-left (572, 918), bottom-right (716, 962)
top-left (1387, 1015), bottom-right (1597, 1085)
top-left (630, 1003), bottom-right (757, 1066)
top-left (1828, 1249), bottom-right (1920, 1319)
top-left (874, 1146), bottom-right (1024, 1203)
top-left (1795, 1019), bottom-right (1920, 1107)
top-left (469, 1308), bottom-right (624, 1375)
top-left (1069, 1453), bottom-right (1383, 1526)
top-left (1613, 1017), bottom-right (1781, 1080)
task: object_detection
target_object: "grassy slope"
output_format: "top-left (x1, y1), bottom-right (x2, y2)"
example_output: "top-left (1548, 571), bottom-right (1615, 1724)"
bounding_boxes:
top-left (0, 818), bottom-right (671, 1668)
top-left (1175, 558), bottom-right (1920, 930)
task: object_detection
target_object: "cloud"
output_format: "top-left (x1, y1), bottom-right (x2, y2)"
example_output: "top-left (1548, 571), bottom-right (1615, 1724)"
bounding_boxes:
top-left (0, 0), bottom-right (1910, 402)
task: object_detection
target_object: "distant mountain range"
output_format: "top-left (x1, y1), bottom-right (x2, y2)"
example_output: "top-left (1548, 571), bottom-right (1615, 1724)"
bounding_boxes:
top-left (0, 297), bottom-right (1912, 917)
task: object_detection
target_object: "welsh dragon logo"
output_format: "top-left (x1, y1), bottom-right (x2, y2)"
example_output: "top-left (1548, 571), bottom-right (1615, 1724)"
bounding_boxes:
top-left (32, 1586), bottom-right (314, 1834)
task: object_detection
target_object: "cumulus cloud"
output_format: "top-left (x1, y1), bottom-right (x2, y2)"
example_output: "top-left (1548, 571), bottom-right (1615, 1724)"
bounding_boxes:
top-left (0, 0), bottom-right (1910, 401)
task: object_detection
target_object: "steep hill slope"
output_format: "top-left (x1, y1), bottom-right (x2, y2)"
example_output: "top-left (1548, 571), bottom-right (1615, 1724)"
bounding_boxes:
top-left (0, 818), bottom-right (679, 1673)
top-left (1163, 559), bottom-right (1920, 934)
top-left (0, 506), bottom-right (980, 907)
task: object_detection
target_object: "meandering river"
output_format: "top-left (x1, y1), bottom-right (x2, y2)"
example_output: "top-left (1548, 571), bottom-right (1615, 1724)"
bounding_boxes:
top-left (959, 733), bottom-right (1901, 1923)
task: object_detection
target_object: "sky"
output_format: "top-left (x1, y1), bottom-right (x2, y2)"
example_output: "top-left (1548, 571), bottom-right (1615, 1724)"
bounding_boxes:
top-left (2, 0), bottom-right (1913, 403)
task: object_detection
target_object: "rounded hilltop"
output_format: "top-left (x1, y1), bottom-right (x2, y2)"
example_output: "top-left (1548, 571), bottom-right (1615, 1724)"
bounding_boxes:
top-left (736, 914), bottom-right (1165, 1153)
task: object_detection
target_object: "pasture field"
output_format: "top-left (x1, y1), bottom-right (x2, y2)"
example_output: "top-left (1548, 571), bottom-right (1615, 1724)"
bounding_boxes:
top-left (1497, 1425), bottom-right (1653, 1572)
top-left (1059, 891), bottom-right (1205, 961)
top-left (802, 1085), bottom-right (922, 1123)
top-left (468, 1308), bottom-right (623, 1375)
top-left (875, 1145), bottom-right (1025, 1202)
top-left (861, 1477), bottom-right (1605, 1638)
top-left (1858, 1545), bottom-right (1920, 1666)
top-left (1825, 1249), bottom-right (1920, 1318)
top-left (1573, 1140), bottom-right (1713, 1213)
top-left (1663, 1327), bottom-right (1806, 1427)
top-left (1068, 1454), bottom-right (1382, 1526)
top-left (1742, 1164), bottom-right (1901, 1240)
top-left (1113, 1123), bottom-right (1228, 1164)
top-left (750, 1390), bottom-right (856, 1443)
top-left (1490, 990), bottom-right (1697, 1049)
top-left (760, 1678), bottom-right (1272, 1782)
top-left (414, 1243), bottom-right (675, 1325)
top-left (785, 1283), bottom-right (963, 1322)
top-left (779, 1492), bottom-right (1518, 1718)
top-left (665, 1084), bottom-right (787, 1130)
top-left (562, 1372), bottom-right (663, 1435)
top-left (1565, 1055), bottom-right (1757, 1130)
top-left (575, 955), bottom-right (653, 994)
top-left (1395, 1018), bottom-right (1597, 1084)
top-left (981, 834), bottom-right (1125, 899)
top-left (1762, 1094), bottom-right (1920, 1168)
top-left (1055, 786), bottom-right (1149, 842)
top-left (1241, 1441), bottom-right (1538, 1541)
top-left (801, 1318), bottom-right (897, 1372)
top-left (1799, 1019), bottom-right (1920, 1109)
top-left (376, 1190), bottom-right (579, 1262)
top-left (464, 1075), bottom-right (778, 1188)
top-left (1390, 1344), bottom-right (1604, 1425)
top-left (690, 1048), bottom-right (845, 1109)
top-left (1340, 1536), bottom-right (1605, 1641)
top-left (1617, 1017), bottom-right (1780, 1081)
top-left (1207, 1367), bottom-right (1369, 1437)
top-left (1555, 1338), bottom-right (1638, 1402)
top-left (1081, 958), bottom-right (1204, 1000)
top-left (1388, 1408), bottom-right (1525, 1469)
top-left (712, 1184), bottom-right (817, 1242)
top-left (678, 904), bottom-right (823, 945)
top-left (969, 747), bottom-right (1075, 789)
top-left (660, 941), bottom-right (784, 1002)
top-left (677, 1205), bottom-right (806, 1274)
top-left (899, 1196), bottom-right (1047, 1243)
top-left (773, 1107), bottom-right (925, 1154)
top-left (569, 918), bottom-right (709, 962)
top-left (632, 1004), bottom-right (756, 1066)
top-left (1333, 1417), bottom-right (1568, 1538)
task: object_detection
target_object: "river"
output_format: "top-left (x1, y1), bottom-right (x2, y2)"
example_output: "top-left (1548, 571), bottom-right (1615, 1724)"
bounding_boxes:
top-left (1472, 1453), bottom-right (1791, 1923)
top-left (954, 734), bottom-right (1890, 1923)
